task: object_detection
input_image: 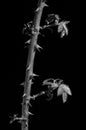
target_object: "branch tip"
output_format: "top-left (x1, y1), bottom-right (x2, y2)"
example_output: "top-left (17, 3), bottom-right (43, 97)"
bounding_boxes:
top-left (35, 1), bottom-right (48, 12)
top-left (42, 2), bottom-right (48, 7)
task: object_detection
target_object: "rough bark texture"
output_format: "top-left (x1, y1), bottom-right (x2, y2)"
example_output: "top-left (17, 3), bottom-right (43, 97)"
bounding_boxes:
top-left (21, 0), bottom-right (47, 130)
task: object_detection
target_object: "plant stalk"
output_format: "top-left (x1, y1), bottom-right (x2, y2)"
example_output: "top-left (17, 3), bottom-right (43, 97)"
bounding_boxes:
top-left (21, 0), bottom-right (47, 130)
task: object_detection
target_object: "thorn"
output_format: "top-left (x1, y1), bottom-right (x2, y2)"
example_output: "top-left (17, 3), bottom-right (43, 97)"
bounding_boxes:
top-left (31, 81), bottom-right (34, 85)
top-left (25, 39), bottom-right (31, 44)
top-left (20, 82), bottom-right (25, 86)
top-left (35, 44), bottom-right (43, 52)
top-left (31, 73), bottom-right (39, 77)
top-left (28, 111), bottom-right (34, 115)
top-left (29, 73), bottom-right (39, 80)
top-left (35, 7), bottom-right (40, 12)
top-left (22, 93), bottom-right (26, 97)
top-left (28, 102), bottom-right (32, 107)
top-left (42, 2), bottom-right (48, 8)
top-left (26, 97), bottom-right (32, 107)
top-left (32, 73), bottom-right (39, 77)
top-left (21, 99), bottom-right (32, 107)
top-left (26, 65), bottom-right (31, 71)
top-left (24, 40), bottom-right (31, 48)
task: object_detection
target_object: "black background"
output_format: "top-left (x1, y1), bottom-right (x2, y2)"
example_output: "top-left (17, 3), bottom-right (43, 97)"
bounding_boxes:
top-left (1, 0), bottom-right (84, 130)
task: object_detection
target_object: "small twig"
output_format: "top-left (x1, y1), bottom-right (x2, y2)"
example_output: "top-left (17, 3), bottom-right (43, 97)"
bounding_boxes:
top-left (10, 115), bottom-right (27, 124)
top-left (27, 91), bottom-right (45, 101)
top-left (10, 111), bottom-right (34, 124)
top-left (41, 23), bottom-right (57, 30)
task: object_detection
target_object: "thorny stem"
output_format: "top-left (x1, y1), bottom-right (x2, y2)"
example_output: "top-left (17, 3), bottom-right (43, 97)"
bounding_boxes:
top-left (21, 0), bottom-right (48, 130)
